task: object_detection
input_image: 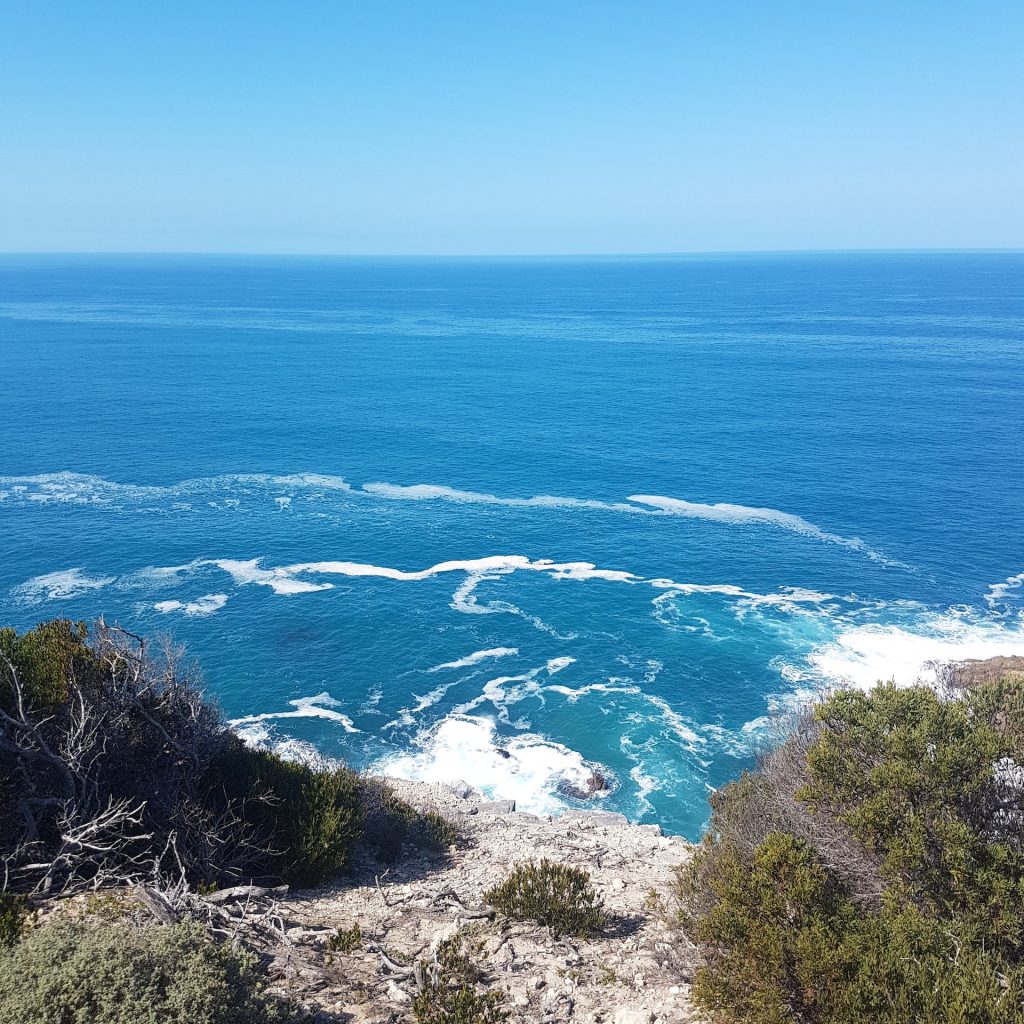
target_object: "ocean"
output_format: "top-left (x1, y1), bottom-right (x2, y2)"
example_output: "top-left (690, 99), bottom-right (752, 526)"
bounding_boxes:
top-left (1, 252), bottom-right (1022, 838)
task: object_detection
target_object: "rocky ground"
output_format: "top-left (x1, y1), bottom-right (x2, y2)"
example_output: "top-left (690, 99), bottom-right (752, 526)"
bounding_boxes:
top-left (279, 778), bottom-right (700, 1023)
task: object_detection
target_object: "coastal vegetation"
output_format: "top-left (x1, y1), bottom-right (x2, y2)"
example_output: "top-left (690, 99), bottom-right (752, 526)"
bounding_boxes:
top-left (484, 859), bottom-right (606, 938)
top-left (675, 676), bottom-right (1024, 1023)
top-left (0, 619), bottom-right (449, 897)
top-left (0, 917), bottom-right (288, 1024)
top-left (3, 618), bottom-right (1023, 1022)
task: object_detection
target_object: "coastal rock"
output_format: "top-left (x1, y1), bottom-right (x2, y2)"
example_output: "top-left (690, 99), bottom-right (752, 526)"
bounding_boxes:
top-left (556, 770), bottom-right (612, 800)
top-left (614, 1010), bottom-right (654, 1024)
top-left (561, 809), bottom-right (629, 828)
top-left (478, 798), bottom-right (516, 814)
top-left (385, 980), bottom-right (410, 1004)
top-left (266, 776), bottom-right (693, 1024)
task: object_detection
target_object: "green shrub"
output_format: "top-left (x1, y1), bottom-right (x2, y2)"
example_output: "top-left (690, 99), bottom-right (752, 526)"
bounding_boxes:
top-left (485, 859), bottom-right (606, 937)
top-left (0, 619), bottom-right (100, 711)
top-left (676, 679), bottom-right (1024, 1024)
top-left (413, 983), bottom-right (508, 1024)
top-left (686, 833), bottom-right (857, 1023)
top-left (413, 933), bottom-right (508, 1024)
top-left (801, 683), bottom-right (1024, 956)
top-left (359, 779), bottom-right (419, 862)
top-left (0, 896), bottom-right (29, 948)
top-left (421, 809), bottom-right (461, 852)
top-left (204, 741), bottom-right (362, 886)
top-left (326, 922), bottom-right (361, 954)
top-left (0, 918), bottom-right (289, 1024)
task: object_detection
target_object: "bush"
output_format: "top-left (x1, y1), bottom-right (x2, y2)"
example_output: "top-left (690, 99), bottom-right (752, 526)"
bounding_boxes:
top-left (1, 620), bottom-right (229, 895)
top-left (0, 896), bottom-right (29, 949)
top-left (413, 933), bottom-right (508, 1024)
top-left (326, 922), bottom-right (361, 954)
top-left (485, 859), bottom-right (605, 937)
top-left (0, 918), bottom-right (289, 1024)
top-left (359, 778), bottom-right (419, 862)
top-left (0, 619), bottom-right (100, 711)
top-left (676, 679), bottom-right (1024, 1024)
top-left (204, 741), bottom-right (362, 887)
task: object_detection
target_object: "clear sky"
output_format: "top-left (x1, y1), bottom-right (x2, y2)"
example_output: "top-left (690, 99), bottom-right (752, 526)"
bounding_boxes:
top-left (1, 2), bottom-right (1022, 254)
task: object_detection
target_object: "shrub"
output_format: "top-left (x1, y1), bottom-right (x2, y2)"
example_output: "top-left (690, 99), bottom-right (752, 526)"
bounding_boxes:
top-left (485, 859), bottom-right (605, 937)
top-left (801, 683), bottom-right (1024, 956)
top-left (413, 933), bottom-right (508, 1024)
top-left (326, 922), bottom-right (361, 954)
top-left (0, 918), bottom-right (289, 1024)
top-left (676, 678), bottom-right (1024, 1024)
top-left (1, 620), bottom-right (229, 895)
top-left (204, 741), bottom-right (362, 887)
top-left (359, 778), bottom-right (419, 862)
top-left (413, 984), bottom-right (508, 1024)
top-left (0, 896), bottom-right (29, 948)
top-left (421, 809), bottom-right (461, 852)
top-left (686, 833), bottom-right (857, 1023)
top-left (0, 619), bottom-right (100, 711)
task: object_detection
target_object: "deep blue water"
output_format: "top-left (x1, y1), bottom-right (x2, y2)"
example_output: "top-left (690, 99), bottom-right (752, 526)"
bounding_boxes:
top-left (2, 252), bottom-right (1023, 837)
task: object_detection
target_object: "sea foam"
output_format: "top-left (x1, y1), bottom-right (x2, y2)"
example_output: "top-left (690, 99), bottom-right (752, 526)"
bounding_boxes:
top-left (808, 615), bottom-right (1024, 691)
top-left (153, 593), bottom-right (228, 617)
top-left (229, 692), bottom-right (361, 733)
top-left (12, 568), bottom-right (115, 605)
top-left (375, 714), bottom-right (609, 816)
top-left (427, 647), bottom-right (519, 672)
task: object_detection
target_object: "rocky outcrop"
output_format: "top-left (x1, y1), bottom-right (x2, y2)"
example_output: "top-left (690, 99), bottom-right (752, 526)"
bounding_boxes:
top-left (280, 778), bottom-right (698, 1023)
top-left (937, 655), bottom-right (1024, 690)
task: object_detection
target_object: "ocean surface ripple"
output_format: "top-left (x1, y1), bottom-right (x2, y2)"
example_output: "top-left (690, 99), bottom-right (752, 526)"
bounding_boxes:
top-left (2, 253), bottom-right (1022, 837)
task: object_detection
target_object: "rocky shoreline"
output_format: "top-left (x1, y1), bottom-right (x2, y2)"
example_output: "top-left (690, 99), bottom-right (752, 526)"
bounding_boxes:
top-left (275, 778), bottom-right (697, 1023)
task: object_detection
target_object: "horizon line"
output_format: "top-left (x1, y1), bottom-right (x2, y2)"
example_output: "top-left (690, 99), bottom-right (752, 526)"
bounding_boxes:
top-left (1, 246), bottom-right (1022, 260)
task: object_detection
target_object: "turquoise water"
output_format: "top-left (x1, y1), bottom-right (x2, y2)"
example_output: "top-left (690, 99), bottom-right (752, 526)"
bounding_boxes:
top-left (2, 252), bottom-right (1023, 837)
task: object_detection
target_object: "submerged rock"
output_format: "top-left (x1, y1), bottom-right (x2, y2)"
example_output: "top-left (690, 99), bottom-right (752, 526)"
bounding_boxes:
top-left (556, 770), bottom-right (611, 801)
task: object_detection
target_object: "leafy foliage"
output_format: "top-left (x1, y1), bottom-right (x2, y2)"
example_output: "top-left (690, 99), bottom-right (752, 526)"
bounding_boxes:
top-left (676, 679), bottom-right (1024, 1024)
top-left (0, 619), bottom-right (100, 710)
top-left (358, 778), bottom-right (461, 862)
top-left (204, 741), bottom-right (362, 887)
top-left (413, 933), bottom-right (508, 1024)
top-left (326, 922), bottom-right (361, 954)
top-left (0, 896), bottom-right (29, 949)
top-left (485, 859), bottom-right (606, 937)
top-left (0, 918), bottom-right (290, 1024)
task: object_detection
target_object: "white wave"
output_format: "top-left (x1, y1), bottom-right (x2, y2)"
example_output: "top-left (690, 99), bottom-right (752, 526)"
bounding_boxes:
top-left (986, 571), bottom-right (1024, 610)
top-left (153, 593), bottom-right (228, 617)
top-left (809, 616), bottom-right (1024, 691)
top-left (229, 692), bottom-right (360, 733)
top-left (0, 471), bottom-right (350, 506)
top-left (546, 681), bottom-right (642, 702)
top-left (374, 714), bottom-right (609, 816)
top-left (361, 480), bottom-right (895, 562)
top-left (427, 647), bottom-right (519, 672)
top-left (641, 692), bottom-right (705, 749)
top-left (270, 473), bottom-right (350, 491)
top-left (212, 558), bottom-right (336, 595)
top-left (361, 481), bottom-right (641, 515)
top-left (12, 568), bottom-right (114, 605)
top-left (2, 470), bottom-right (896, 564)
top-left (545, 656), bottom-right (575, 674)
top-left (231, 721), bottom-right (343, 767)
top-left (274, 496), bottom-right (292, 510)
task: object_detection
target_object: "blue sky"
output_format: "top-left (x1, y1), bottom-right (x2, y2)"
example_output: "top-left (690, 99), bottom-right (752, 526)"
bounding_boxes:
top-left (1, 2), bottom-right (1021, 254)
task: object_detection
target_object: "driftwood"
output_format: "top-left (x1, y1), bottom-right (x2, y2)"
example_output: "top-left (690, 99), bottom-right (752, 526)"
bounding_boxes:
top-left (204, 884), bottom-right (289, 905)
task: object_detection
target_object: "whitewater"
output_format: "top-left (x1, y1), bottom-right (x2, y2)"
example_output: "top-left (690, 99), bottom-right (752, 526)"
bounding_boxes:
top-left (1, 253), bottom-right (1022, 837)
